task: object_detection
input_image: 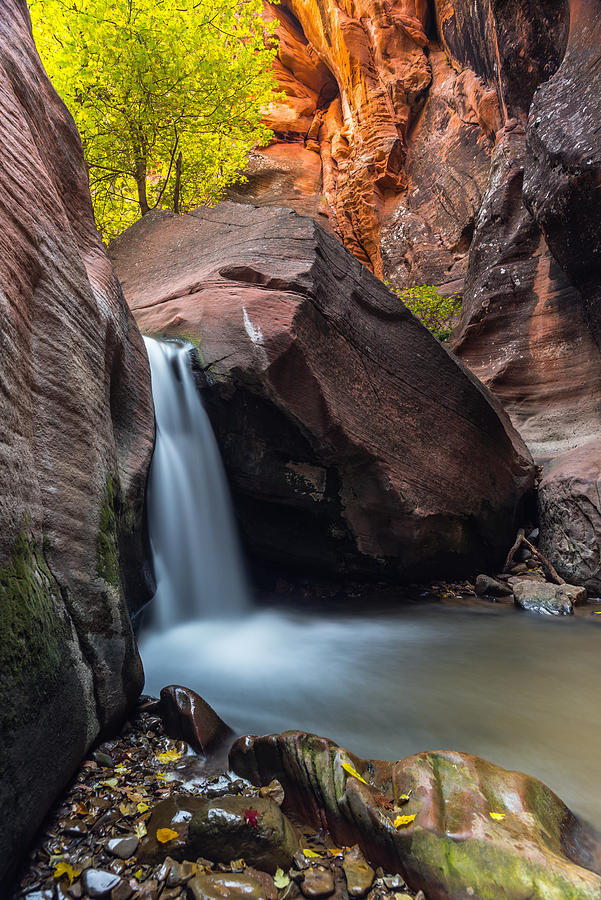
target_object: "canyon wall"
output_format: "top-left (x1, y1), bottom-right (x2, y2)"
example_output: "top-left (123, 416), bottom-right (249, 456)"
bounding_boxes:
top-left (0, 0), bottom-right (154, 882)
top-left (237, 0), bottom-right (601, 590)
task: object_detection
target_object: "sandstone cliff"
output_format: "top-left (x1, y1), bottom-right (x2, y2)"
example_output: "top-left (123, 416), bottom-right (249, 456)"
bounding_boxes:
top-left (0, 0), bottom-right (154, 881)
top-left (234, 0), bottom-right (601, 591)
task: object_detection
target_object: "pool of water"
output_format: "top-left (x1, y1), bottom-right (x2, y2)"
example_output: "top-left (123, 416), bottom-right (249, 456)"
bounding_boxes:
top-left (139, 603), bottom-right (601, 826)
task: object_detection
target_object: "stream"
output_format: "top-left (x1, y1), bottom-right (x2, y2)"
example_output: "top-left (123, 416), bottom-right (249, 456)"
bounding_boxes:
top-left (141, 337), bottom-right (601, 828)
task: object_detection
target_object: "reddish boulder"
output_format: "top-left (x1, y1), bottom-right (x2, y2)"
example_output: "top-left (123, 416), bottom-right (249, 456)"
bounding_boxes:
top-left (230, 731), bottom-right (601, 900)
top-left (0, 0), bottom-right (153, 882)
top-left (159, 685), bottom-right (234, 756)
top-left (111, 201), bottom-right (534, 582)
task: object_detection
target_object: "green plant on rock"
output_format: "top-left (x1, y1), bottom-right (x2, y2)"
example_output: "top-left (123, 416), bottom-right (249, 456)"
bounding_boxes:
top-left (29, 0), bottom-right (280, 241)
top-left (387, 282), bottom-right (462, 341)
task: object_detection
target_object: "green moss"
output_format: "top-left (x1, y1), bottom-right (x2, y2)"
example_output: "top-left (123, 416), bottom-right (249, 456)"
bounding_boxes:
top-left (0, 532), bottom-right (67, 738)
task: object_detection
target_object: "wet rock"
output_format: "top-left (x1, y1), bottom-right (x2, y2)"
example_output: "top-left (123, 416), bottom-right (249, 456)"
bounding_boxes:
top-left (187, 797), bottom-right (300, 874)
top-left (300, 866), bottom-right (335, 898)
top-left (475, 575), bottom-right (513, 597)
top-left (382, 875), bottom-right (405, 890)
top-left (186, 872), bottom-right (271, 900)
top-left (106, 835), bottom-right (139, 859)
top-left (138, 796), bottom-right (206, 864)
top-left (0, 0), bottom-right (153, 884)
top-left (258, 779), bottom-right (285, 807)
top-left (510, 563), bottom-right (529, 575)
top-left (82, 869), bottom-right (123, 899)
top-left (514, 581), bottom-right (586, 616)
top-left (159, 685), bottom-right (234, 756)
top-left (231, 731), bottom-right (601, 899)
top-left (110, 883), bottom-right (133, 900)
top-left (113, 202), bottom-right (535, 583)
top-left (342, 846), bottom-right (375, 897)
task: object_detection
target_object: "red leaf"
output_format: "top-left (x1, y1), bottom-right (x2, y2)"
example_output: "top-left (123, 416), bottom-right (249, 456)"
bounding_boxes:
top-left (244, 808), bottom-right (263, 828)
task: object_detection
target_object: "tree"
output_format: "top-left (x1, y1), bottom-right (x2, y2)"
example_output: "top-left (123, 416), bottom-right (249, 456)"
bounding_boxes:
top-left (386, 283), bottom-right (462, 341)
top-left (29, 0), bottom-right (279, 240)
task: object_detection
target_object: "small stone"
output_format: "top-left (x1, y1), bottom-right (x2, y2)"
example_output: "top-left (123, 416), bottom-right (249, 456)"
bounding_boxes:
top-left (186, 872), bottom-right (268, 900)
top-left (62, 818), bottom-right (89, 837)
top-left (342, 846), bottom-right (375, 897)
top-left (24, 891), bottom-right (54, 900)
top-left (107, 835), bottom-right (139, 859)
top-left (159, 685), bottom-right (233, 756)
top-left (110, 882), bottom-right (133, 900)
top-left (510, 563), bottom-right (528, 575)
top-left (82, 868), bottom-right (123, 899)
top-left (382, 875), bottom-right (405, 890)
top-left (294, 850), bottom-right (310, 869)
top-left (93, 750), bottom-right (115, 768)
top-left (259, 779), bottom-right (285, 807)
top-left (475, 575), bottom-right (513, 597)
top-left (300, 866), bottom-right (335, 898)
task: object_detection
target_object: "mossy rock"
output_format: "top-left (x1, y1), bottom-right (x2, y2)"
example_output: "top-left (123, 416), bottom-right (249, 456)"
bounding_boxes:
top-left (230, 732), bottom-right (601, 900)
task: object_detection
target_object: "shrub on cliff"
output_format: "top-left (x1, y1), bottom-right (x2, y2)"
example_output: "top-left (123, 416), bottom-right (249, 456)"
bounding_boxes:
top-left (29, 0), bottom-right (279, 241)
top-left (387, 283), bottom-right (462, 341)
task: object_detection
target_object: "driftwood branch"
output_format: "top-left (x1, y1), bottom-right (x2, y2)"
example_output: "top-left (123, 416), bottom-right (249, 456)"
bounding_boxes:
top-left (504, 529), bottom-right (565, 585)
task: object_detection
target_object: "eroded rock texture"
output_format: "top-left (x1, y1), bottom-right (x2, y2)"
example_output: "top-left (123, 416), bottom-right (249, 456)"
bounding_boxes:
top-left (0, 0), bottom-right (153, 882)
top-left (112, 202), bottom-right (534, 582)
top-left (231, 731), bottom-right (601, 900)
top-left (247, 0), bottom-right (601, 588)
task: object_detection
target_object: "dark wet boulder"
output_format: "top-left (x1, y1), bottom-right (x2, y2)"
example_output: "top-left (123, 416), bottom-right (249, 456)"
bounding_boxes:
top-left (138, 796), bottom-right (299, 873)
top-left (159, 685), bottom-right (234, 756)
top-left (230, 731), bottom-right (601, 900)
top-left (0, 0), bottom-right (153, 884)
top-left (112, 202), bottom-right (535, 583)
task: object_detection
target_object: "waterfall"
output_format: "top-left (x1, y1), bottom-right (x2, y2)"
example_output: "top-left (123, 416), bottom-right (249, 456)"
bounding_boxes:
top-left (143, 336), bottom-right (249, 627)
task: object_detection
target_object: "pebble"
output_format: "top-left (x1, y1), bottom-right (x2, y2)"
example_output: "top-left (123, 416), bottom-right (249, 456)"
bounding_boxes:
top-left (301, 865), bottom-right (335, 898)
top-left (110, 882), bottom-right (133, 900)
top-left (342, 846), bottom-right (375, 897)
top-left (106, 835), bottom-right (139, 859)
top-left (82, 868), bottom-right (123, 898)
top-left (475, 574), bottom-right (512, 597)
top-left (383, 875), bottom-right (405, 890)
top-left (93, 750), bottom-right (115, 768)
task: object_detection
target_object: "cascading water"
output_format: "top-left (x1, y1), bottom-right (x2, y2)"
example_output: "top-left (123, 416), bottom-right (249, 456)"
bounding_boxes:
top-left (143, 336), bottom-right (249, 627)
top-left (140, 336), bottom-right (601, 827)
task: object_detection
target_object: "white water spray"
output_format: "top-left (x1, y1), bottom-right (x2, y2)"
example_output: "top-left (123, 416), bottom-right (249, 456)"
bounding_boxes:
top-left (143, 336), bottom-right (249, 627)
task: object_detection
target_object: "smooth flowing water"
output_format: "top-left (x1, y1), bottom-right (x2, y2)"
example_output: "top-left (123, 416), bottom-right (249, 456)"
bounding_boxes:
top-left (141, 336), bottom-right (601, 827)
top-left (143, 336), bottom-right (249, 627)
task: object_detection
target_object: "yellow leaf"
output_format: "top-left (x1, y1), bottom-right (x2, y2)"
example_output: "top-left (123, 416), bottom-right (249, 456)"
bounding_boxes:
top-left (341, 762), bottom-right (368, 785)
top-left (101, 777), bottom-right (118, 789)
top-left (397, 792), bottom-right (412, 803)
top-left (393, 814), bottom-right (417, 829)
top-left (302, 849), bottom-right (323, 858)
top-left (119, 801), bottom-right (137, 817)
top-left (53, 861), bottom-right (81, 885)
top-left (157, 749), bottom-right (182, 764)
top-left (137, 802), bottom-right (150, 813)
top-left (114, 764), bottom-right (130, 774)
top-left (156, 772), bottom-right (167, 781)
top-left (156, 827), bottom-right (179, 843)
top-left (134, 869), bottom-right (144, 880)
top-left (594, 611), bottom-right (601, 615)
top-left (327, 848), bottom-right (343, 856)
top-left (490, 812), bottom-right (505, 821)
top-left (274, 867), bottom-right (291, 889)
top-left (135, 821), bottom-right (148, 839)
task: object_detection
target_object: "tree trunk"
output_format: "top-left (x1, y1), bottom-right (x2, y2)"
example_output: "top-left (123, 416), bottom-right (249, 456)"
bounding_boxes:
top-left (135, 159), bottom-right (150, 216)
top-left (173, 152), bottom-right (182, 214)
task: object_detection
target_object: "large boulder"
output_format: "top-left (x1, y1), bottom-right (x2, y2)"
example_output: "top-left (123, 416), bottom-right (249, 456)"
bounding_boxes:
top-left (112, 202), bottom-right (534, 581)
top-left (230, 731), bottom-right (601, 900)
top-left (0, 0), bottom-right (153, 883)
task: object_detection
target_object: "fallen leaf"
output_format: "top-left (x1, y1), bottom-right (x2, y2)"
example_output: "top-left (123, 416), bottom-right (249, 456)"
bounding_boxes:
top-left (155, 772), bottom-right (167, 781)
top-left (137, 802), bottom-right (150, 813)
top-left (135, 821), bottom-right (148, 839)
top-left (374, 794), bottom-right (394, 810)
top-left (327, 848), bottom-right (343, 856)
top-left (157, 749), bottom-right (182, 764)
top-left (341, 762), bottom-right (368, 785)
top-left (114, 764), bottom-right (130, 774)
top-left (156, 827), bottom-right (179, 843)
top-left (230, 858), bottom-right (246, 870)
top-left (490, 812), bottom-right (506, 821)
top-left (302, 849), bottom-right (322, 858)
top-left (244, 808), bottom-right (263, 828)
top-left (100, 778), bottom-right (118, 789)
top-left (119, 801), bottom-right (137, 817)
top-left (274, 867), bottom-right (291, 889)
top-left (393, 814), bottom-right (417, 829)
top-left (53, 861), bottom-right (81, 885)
top-left (134, 868), bottom-right (144, 880)
top-left (397, 792), bottom-right (412, 803)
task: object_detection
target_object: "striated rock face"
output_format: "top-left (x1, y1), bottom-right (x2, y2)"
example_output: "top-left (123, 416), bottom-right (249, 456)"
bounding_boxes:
top-left (112, 201), bottom-right (534, 582)
top-left (0, 0), bottom-right (153, 882)
top-left (231, 731), bottom-right (601, 900)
